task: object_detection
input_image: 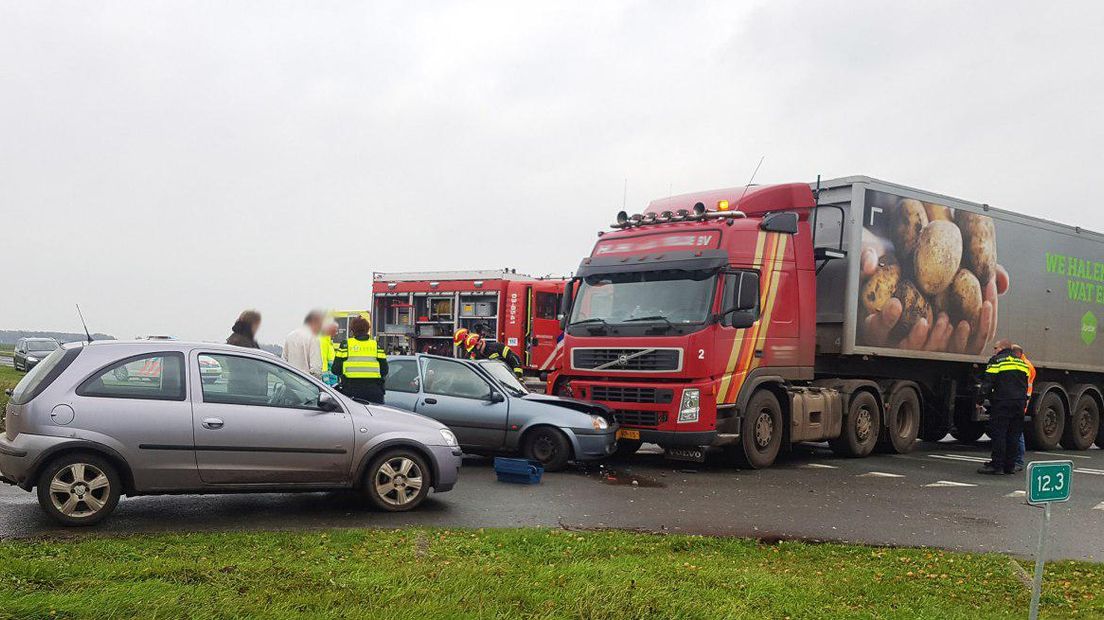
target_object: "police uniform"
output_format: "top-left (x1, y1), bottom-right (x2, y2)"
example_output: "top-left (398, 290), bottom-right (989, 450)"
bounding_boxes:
top-left (978, 347), bottom-right (1031, 474)
top-left (332, 336), bottom-right (388, 404)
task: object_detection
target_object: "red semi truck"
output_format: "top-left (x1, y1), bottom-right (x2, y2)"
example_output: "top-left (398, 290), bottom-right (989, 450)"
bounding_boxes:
top-left (549, 176), bottom-right (1104, 466)
top-left (372, 270), bottom-right (567, 374)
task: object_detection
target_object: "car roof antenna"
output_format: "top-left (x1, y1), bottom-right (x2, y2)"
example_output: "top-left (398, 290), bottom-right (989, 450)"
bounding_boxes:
top-left (75, 304), bottom-right (93, 343)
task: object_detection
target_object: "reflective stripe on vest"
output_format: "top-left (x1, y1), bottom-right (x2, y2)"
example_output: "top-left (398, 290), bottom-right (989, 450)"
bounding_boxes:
top-left (343, 337), bottom-right (385, 379)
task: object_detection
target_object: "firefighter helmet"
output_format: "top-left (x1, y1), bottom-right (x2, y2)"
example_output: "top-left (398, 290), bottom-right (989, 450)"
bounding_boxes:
top-left (464, 333), bottom-right (482, 349)
top-left (453, 328), bottom-right (470, 346)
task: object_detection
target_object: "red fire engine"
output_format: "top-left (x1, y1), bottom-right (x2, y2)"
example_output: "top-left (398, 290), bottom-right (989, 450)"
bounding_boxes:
top-left (371, 270), bottom-right (567, 374)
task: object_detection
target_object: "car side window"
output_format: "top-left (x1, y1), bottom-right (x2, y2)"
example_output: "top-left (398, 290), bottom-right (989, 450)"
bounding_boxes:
top-left (77, 353), bottom-right (186, 401)
top-left (420, 358), bottom-right (492, 400)
top-left (384, 359), bottom-right (421, 394)
top-left (200, 353), bottom-right (321, 410)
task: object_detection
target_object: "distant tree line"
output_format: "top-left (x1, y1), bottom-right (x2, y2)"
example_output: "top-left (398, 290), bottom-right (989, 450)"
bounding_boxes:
top-left (0, 330), bottom-right (115, 345)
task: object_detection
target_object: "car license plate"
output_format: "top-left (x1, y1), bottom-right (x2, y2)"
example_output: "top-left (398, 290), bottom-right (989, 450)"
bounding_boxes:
top-left (665, 447), bottom-right (706, 463)
top-left (617, 429), bottom-right (640, 441)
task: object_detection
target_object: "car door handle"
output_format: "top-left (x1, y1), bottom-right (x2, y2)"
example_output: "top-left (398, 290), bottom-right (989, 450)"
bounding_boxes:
top-left (201, 417), bottom-right (224, 430)
top-left (423, 398), bottom-right (438, 405)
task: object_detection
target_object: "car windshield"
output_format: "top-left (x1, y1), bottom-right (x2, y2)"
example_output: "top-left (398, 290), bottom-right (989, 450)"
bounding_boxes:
top-left (478, 360), bottom-right (528, 396)
top-left (27, 341), bottom-right (58, 352)
top-left (570, 269), bottom-right (718, 326)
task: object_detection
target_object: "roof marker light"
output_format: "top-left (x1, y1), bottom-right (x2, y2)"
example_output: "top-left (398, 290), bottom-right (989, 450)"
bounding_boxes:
top-left (660, 210), bottom-right (674, 222)
top-left (717, 199), bottom-right (730, 211)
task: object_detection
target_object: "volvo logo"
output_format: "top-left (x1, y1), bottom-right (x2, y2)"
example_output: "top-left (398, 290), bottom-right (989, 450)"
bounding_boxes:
top-left (616, 354), bottom-right (630, 367)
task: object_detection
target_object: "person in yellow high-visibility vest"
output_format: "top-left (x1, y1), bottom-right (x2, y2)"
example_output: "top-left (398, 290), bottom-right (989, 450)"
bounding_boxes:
top-left (319, 322), bottom-right (338, 373)
top-left (332, 316), bottom-right (388, 404)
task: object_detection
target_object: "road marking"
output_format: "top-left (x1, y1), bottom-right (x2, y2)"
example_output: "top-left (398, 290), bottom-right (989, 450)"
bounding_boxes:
top-left (930, 454), bottom-right (989, 464)
top-left (1037, 451), bottom-right (1092, 460)
top-left (1075, 468), bottom-right (1104, 476)
top-left (1093, 501), bottom-right (1104, 511)
top-left (858, 472), bottom-right (905, 478)
top-left (800, 463), bottom-right (838, 469)
top-left (1005, 490), bottom-right (1026, 498)
top-left (924, 480), bottom-right (978, 488)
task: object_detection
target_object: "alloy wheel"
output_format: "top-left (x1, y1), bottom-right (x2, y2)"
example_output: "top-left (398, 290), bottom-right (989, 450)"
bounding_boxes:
top-left (373, 457), bottom-right (424, 508)
top-left (48, 463), bottom-right (111, 518)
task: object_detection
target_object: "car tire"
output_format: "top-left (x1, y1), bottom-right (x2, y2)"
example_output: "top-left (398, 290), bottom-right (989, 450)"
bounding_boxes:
top-left (522, 427), bottom-right (573, 472)
top-left (1026, 391), bottom-right (1065, 451)
top-left (363, 449), bottom-right (431, 512)
top-left (36, 453), bottom-right (121, 526)
top-left (1060, 394), bottom-right (1100, 451)
top-left (830, 391), bottom-right (881, 458)
top-left (732, 390), bottom-right (783, 469)
top-left (877, 387), bottom-right (920, 454)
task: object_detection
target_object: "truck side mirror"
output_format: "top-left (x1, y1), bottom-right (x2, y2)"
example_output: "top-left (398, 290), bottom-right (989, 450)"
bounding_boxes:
top-left (717, 272), bottom-right (760, 327)
top-left (760, 211), bottom-right (799, 234)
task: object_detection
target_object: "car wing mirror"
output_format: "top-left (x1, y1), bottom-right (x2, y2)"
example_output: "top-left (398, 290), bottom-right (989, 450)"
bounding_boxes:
top-left (488, 392), bottom-right (505, 403)
top-left (318, 392), bottom-right (342, 412)
top-left (4, 388), bottom-right (12, 397)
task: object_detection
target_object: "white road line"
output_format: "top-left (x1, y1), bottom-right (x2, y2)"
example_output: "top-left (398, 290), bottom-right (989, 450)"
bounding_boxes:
top-left (1005, 490), bottom-right (1026, 498)
top-left (858, 472), bottom-right (905, 478)
top-left (930, 454), bottom-right (990, 464)
top-left (1037, 451), bottom-right (1092, 460)
top-left (800, 463), bottom-right (838, 469)
top-left (1093, 501), bottom-right (1104, 511)
top-left (1075, 468), bottom-right (1104, 476)
top-left (924, 480), bottom-right (978, 488)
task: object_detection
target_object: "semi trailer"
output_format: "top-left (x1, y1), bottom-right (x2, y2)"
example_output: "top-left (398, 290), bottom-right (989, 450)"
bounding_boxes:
top-left (548, 176), bottom-right (1104, 466)
top-left (372, 270), bottom-right (567, 374)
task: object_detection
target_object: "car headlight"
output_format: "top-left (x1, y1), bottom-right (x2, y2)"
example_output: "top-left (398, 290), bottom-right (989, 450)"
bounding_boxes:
top-left (591, 415), bottom-right (609, 431)
top-left (678, 388), bottom-right (700, 423)
top-left (439, 429), bottom-right (458, 447)
top-left (27, 356), bottom-right (39, 363)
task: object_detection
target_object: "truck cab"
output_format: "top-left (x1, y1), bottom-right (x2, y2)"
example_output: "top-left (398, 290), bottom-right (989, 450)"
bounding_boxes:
top-left (549, 184), bottom-right (822, 463)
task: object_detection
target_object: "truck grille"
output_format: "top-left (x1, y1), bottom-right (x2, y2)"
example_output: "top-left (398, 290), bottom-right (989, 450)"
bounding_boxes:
top-left (590, 386), bottom-right (674, 404)
top-left (613, 410), bottom-right (661, 428)
top-left (572, 348), bottom-right (681, 372)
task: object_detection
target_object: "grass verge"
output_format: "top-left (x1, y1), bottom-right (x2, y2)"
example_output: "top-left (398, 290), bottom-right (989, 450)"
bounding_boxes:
top-left (0, 364), bottom-right (21, 432)
top-left (0, 528), bottom-right (1100, 619)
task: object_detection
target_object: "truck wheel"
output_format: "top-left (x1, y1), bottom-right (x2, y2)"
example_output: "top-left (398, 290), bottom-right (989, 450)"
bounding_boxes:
top-left (950, 422), bottom-right (985, 444)
top-left (522, 427), bottom-right (573, 472)
top-left (733, 390), bottom-right (783, 469)
top-left (1026, 391), bottom-right (1065, 451)
top-left (36, 453), bottom-right (121, 526)
top-left (1060, 394), bottom-right (1100, 451)
top-left (830, 391), bottom-right (881, 457)
top-left (363, 449), bottom-right (431, 512)
top-left (878, 388), bottom-right (920, 454)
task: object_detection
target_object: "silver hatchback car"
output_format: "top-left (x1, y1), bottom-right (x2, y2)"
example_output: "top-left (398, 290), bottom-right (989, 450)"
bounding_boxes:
top-left (0, 341), bottom-right (462, 525)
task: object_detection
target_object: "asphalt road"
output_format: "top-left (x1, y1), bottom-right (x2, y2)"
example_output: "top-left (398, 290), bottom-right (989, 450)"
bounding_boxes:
top-left (2, 440), bottom-right (1101, 560)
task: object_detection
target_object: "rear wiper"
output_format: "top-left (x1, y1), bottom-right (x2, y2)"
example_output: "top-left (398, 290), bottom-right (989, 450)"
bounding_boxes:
top-left (623, 315), bottom-right (674, 330)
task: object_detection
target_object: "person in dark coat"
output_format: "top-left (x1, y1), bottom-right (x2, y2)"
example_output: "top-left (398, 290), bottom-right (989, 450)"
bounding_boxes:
top-left (223, 309), bottom-right (265, 398)
top-left (226, 310), bottom-right (262, 349)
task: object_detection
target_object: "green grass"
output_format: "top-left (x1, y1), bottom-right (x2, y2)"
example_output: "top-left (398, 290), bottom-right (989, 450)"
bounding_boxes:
top-left (0, 363), bottom-right (21, 432)
top-left (0, 529), bottom-right (1100, 619)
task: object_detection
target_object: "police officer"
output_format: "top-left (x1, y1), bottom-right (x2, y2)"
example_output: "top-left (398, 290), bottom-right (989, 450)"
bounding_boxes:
top-left (332, 316), bottom-right (388, 404)
top-left (1012, 343), bottom-right (1036, 472)
top-left (977, 339), bottom-right (1031, 475)
top-left (464, 332), bottom-right (524, 377)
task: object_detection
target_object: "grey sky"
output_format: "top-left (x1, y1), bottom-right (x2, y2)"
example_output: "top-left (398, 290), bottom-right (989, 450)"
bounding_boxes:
top-left (3, 1), bottom-right (1102, 343)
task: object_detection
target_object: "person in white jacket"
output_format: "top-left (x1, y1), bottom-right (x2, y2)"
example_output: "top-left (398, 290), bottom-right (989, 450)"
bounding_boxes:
top-left (283, 310), bottom-right (324, 378)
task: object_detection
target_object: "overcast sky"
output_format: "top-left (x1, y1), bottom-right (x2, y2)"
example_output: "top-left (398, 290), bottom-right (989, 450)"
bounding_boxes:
top-left (3, 1), bottom-right (1103, 343)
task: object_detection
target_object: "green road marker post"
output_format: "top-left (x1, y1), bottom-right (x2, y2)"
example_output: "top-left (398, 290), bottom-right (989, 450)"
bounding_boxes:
top-left (1026, 460), bottom-right (1073, 620)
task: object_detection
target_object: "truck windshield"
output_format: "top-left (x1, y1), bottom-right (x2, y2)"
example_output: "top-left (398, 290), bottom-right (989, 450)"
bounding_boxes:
top-left (570, 269), bottom-right (718, 327)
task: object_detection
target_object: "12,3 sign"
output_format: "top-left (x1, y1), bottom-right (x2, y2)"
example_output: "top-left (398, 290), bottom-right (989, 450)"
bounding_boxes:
top-left (1026, 460), bottom-right (1073, 505)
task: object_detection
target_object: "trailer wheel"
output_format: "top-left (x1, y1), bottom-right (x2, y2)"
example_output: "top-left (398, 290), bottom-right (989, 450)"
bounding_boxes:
top-left (1060, 394), bottom-right (1099, 451)
top-left (830, 391), bottom-right (881, 458)
top-left (878, 388), bottom-right (920, 454)
top-left (950, 422), bottom-right (985, 444)
top-left (1026, 391), bottom-right (1065, 451)
top-left (732, 390), bottom-right (783, 469)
